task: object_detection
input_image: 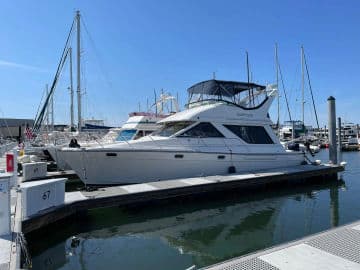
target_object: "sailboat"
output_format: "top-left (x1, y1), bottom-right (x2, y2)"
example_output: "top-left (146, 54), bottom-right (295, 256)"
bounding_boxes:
top-left (277, 46), bottom-right (320, 153)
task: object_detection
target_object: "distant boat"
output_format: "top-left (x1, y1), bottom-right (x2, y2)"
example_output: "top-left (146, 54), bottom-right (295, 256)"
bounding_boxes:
top-left (47, 94), bottom-right (179, 170)
top-left (279, 120), bottom-right (307, 141)
top-left (82, 123), bottom-right (113, 130)
top-left (47, 111), bottom-right (170, 170)
top-left (60, 79), bottom-right (305, 185)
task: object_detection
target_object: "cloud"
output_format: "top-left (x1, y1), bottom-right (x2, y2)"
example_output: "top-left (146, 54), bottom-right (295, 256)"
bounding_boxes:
top-left (0, 59), bottom-right (48, 73)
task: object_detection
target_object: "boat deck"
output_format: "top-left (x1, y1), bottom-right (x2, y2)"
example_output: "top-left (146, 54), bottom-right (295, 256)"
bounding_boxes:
top-left (201, 220), bottom-right (360, 270)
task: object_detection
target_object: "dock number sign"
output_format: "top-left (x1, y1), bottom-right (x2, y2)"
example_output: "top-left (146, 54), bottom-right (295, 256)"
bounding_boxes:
top-left (42, 190), bottom-right (51, 200)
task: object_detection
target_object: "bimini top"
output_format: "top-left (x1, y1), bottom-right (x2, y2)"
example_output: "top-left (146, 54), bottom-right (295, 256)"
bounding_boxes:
top-left (187, 79), bottom-right (266, 97)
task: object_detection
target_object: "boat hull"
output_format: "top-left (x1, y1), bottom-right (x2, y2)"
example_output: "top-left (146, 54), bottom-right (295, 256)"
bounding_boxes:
top-left (60, 149), bottom-right (304, 185)
top-left (46, 145), bottom-right (72, 170)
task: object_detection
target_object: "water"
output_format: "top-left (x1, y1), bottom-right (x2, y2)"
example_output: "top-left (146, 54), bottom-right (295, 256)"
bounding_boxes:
top-left (28, 150), bottom-right (360, 270)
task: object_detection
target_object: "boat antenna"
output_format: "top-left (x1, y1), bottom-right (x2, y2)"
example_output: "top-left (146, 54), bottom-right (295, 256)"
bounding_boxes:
top-left (303, 47), bottom-right (320, 130)
top-left (161, 88), bottom-right (164, 113)
top-left (176, 92), bottom-right (179, 109)
top-left (76, 10), bottom-right (82, 131)
top-left (170, 95), bottom-right (173, 112)
top-left (154, 89), bottom-right (157, 116)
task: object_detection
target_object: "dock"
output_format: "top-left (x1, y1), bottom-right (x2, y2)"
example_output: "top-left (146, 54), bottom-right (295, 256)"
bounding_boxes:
top-left (0, 146), bottom-right (346, 269)
top-left (22, 163), bottom-right (344, 234)
top-left (201, 219), bottom-right (360, 270)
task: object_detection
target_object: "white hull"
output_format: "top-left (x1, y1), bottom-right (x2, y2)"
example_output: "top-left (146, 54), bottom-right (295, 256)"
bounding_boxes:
top-left (60, 149), bottom-right (304, 185)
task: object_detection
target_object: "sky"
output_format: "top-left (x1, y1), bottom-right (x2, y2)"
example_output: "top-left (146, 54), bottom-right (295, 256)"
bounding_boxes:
top-left (1, 0), bottom-right (359, 127)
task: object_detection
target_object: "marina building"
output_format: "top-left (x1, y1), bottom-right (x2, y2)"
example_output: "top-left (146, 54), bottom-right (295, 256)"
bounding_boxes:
top-left (0, 118), bottom-right (34, 141)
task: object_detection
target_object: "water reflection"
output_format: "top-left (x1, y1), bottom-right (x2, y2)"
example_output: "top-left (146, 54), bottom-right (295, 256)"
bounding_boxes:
top-left (30, 176), bottom-right (345, 270)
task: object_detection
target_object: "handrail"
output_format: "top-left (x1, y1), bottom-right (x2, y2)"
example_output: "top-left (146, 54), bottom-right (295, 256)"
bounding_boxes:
top-left (186, 96), bottom-right (269, 111)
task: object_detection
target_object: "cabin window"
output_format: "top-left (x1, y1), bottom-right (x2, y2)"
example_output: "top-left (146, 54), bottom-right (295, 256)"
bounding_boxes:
top-left (133, 131), bottom-right (144, 140)
top-left (116, 129), bottom-right (137, 141)
top-left (144, 130), bottom-right (154, 136)
top-left (152, 121), bottom-right (194, 137)
top-left (224, 125), bottom-right (274, 144)
top-left (178, 122), bottom-right (224, 138)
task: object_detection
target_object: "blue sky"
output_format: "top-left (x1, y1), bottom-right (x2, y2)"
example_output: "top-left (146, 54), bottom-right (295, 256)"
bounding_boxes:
top-left (1, 0), bottom-right (359, 127)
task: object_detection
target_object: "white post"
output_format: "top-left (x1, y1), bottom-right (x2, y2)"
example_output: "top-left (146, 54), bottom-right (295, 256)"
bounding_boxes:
top-left (0, 175), bottom-right (11, 236)
top-left (328, 96), bottom-right (337, 164)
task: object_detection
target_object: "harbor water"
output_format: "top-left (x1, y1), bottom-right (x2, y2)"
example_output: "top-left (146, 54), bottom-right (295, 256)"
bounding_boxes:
top-left (28, 150), bottom-right (360, 270)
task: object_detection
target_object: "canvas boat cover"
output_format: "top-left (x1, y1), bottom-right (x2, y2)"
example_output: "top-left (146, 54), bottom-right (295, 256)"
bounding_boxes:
top-left (187, 79), bottom-right (266, 97)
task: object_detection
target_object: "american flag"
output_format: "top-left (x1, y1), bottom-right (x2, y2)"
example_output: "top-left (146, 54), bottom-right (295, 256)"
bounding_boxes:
top-left (25, 124), bottom-right (33, 139)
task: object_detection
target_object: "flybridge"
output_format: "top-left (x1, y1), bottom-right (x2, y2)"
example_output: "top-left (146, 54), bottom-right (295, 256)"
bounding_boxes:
top-left (187, 79), bottom-right (274, 110)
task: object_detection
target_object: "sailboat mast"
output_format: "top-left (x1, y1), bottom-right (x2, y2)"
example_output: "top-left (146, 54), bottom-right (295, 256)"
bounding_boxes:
top-left (301, 45), bottom-right (305, 126)
top-left (46, 84), bottom-right (49, 129)
top-left (275, 43), bottom-right (279, 128)
top-left (76, 10), bottom-right (82, 131)
top-left (69, 47), bottom-right (74, 129)
top-left (50, 84), bottom-right (54, 131)
top-left (246, 51), bottom-right (251, 105)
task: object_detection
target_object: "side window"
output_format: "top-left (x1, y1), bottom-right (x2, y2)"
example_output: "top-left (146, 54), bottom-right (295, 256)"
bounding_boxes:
top-left (178, 122), bottom-right (224, 138)
top-left (224, 125), bottom-right (274, 144)
top-left (152, 121), bottom-right (194, 137)
top-left (133, 131), bottom-right (143, 140)
top-left (144, 130), bottom-right (153, 136)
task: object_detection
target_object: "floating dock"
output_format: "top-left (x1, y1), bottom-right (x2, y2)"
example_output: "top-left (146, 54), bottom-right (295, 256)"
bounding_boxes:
top-left (202, 219), bottom-right (360, 270)
top-left (22, 163), bottom-right (343, 234)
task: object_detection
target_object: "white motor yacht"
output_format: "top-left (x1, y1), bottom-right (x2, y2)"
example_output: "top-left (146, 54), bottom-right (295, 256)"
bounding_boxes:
top-left (60, 80), bottom-right (305, 185)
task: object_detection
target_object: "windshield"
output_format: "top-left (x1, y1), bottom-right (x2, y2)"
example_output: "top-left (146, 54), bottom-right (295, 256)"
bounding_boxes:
top-left (151, 121), bottom-right (194, 137)
top-left (115, 129), bottom-right (137, 141)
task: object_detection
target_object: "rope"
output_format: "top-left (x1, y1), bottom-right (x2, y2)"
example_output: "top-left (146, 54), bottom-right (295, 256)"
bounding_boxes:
top-left (277, 60), bottom-right (292, 121)
top-left (80, 15), bottom-right (113, 90)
